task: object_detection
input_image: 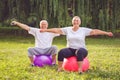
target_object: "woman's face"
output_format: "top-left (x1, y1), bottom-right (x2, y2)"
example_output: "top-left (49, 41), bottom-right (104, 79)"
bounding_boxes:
top-left (72, 17), bottom-right (81, 26)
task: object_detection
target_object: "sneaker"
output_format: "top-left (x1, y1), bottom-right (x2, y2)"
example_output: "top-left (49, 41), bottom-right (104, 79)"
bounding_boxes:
top-left (51, 60), bottom-right (56, 66)
top-left (51, 63), bottom-right (57, 67)
top-left (79, 72), bottom-right (83, 75)
top-left (30, 64), bottom-right (35, 67)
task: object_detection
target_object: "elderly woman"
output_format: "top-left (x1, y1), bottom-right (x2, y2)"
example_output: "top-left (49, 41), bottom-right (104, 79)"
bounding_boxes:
top-left (40, 16), bottom-right (113, 74)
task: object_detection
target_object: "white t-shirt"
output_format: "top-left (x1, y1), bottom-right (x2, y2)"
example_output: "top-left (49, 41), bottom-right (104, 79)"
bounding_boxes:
top-left (61, 27), bottom-right (92, 49)
top-left (28, 27), bottom-right (59, 49)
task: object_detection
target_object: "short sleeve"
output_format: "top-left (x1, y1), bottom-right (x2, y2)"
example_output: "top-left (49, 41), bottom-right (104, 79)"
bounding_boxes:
top-left (28, 27), bottom-right (38, 36)
top-left (61, 27), bottom-right (70, 35)
top-left (83, 27), bottom-right (92, 36)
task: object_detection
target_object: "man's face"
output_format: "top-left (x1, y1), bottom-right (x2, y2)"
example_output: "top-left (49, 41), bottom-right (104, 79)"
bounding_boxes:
top-left (40, 21), bottom-right (48, 29)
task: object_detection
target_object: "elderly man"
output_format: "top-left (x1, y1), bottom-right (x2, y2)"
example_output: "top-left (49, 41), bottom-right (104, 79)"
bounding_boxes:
top-left (11, 20), bottom-right (59, 66)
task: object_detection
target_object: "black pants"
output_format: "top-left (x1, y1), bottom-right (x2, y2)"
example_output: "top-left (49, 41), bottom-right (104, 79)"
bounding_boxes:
top-left (58, 48), bottom-right (88, 61)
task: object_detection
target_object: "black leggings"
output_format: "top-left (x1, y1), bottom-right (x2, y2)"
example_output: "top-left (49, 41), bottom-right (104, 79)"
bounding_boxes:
top-left (58, 48), bottom-right (88, 61)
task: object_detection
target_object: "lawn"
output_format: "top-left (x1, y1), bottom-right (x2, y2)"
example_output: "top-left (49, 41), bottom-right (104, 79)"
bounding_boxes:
top-left (0, 36), bottom-right (120, 80)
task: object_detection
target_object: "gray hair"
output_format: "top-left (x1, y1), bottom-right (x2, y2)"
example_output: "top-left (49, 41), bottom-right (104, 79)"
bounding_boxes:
top-left (40, 20), bottom-right (48, 25)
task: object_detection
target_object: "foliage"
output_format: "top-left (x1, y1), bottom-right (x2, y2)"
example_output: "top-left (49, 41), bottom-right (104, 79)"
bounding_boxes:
top-left (0, 36), bottom-right (120, 80)
top-left (0, 0), bottom-right (120, 31)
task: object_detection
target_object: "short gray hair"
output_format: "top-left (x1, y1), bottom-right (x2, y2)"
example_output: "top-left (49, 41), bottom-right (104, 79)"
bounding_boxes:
top-left (40, 20), bottom-right (48, 25)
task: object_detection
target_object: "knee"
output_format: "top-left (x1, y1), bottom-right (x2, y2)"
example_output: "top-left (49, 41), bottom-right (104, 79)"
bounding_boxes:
top-left (51, 46), bottom-right (58, 51)
top-left (28, 48), bottom-right (32, 53)
top-left (58, 49), bottom-right (65, 56)
top-left (50, 46), bottom-right (58, 55)
top-left (58, 49), bottom-right (67, 61)
top-left (58, 50), bottom-right (64, 61)
top-left (58, 48), bottom-right (73, 60)
top-left (77, 48), bottom-right (88, 56)
top-left (58, 48), bottom-right (68, 56)
top-left (76, 48), bottom-right (88, 61)
top-left (28, 47), bottom-right (34, 57)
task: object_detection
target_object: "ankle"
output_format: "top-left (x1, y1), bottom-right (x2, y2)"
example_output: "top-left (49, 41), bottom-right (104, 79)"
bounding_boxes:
top-left (52, 61), bottom-right (56, 65)
top-left (57, 67), bottom-right (63, 72)
top-left (78, 68), bottom-right (83, 73)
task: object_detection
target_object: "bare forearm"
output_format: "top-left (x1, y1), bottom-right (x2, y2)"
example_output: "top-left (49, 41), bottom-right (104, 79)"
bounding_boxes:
top-left (90, 29), bottom-right (113, 36)
top-left (41, 28), bottom-right (63, 34)
top-left (11, 21), bottom-right (30, 31)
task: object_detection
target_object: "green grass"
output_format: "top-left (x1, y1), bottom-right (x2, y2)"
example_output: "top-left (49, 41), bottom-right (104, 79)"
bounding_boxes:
top-left (0, 36), bottom-right (120, 80)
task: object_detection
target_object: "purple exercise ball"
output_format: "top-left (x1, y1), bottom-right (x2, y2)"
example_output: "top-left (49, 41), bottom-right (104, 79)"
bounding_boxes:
top-left (34, 55), bottom-right (52, 67)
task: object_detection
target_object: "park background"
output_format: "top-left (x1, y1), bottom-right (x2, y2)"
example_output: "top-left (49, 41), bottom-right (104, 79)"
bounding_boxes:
top-left (0, 0), bottom-right (120, 80)
top-left (0, 0), bottom-right (120, 33)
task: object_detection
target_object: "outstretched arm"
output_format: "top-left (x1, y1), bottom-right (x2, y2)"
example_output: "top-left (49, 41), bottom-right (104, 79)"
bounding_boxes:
top-left (90, 29), bottom-right (113, 36)
top-left (40, 28), bottom-right (64, 34)
top-left (11, 21), bottom-right (30, 31)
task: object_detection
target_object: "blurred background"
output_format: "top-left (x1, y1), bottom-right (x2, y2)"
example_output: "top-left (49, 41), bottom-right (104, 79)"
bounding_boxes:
top-left (0, 0), bottom-right (120, 36)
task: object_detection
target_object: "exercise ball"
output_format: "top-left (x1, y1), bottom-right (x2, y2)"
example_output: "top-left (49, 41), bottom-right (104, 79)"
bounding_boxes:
top-left (34, 55), bottom-right (52, 67)
top-left (63, 56), bottom-right (89, 72)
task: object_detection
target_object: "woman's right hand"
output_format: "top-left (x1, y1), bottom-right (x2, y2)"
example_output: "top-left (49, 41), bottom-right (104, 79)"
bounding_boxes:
top-left (107, 32), bottom-right (113, 37)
